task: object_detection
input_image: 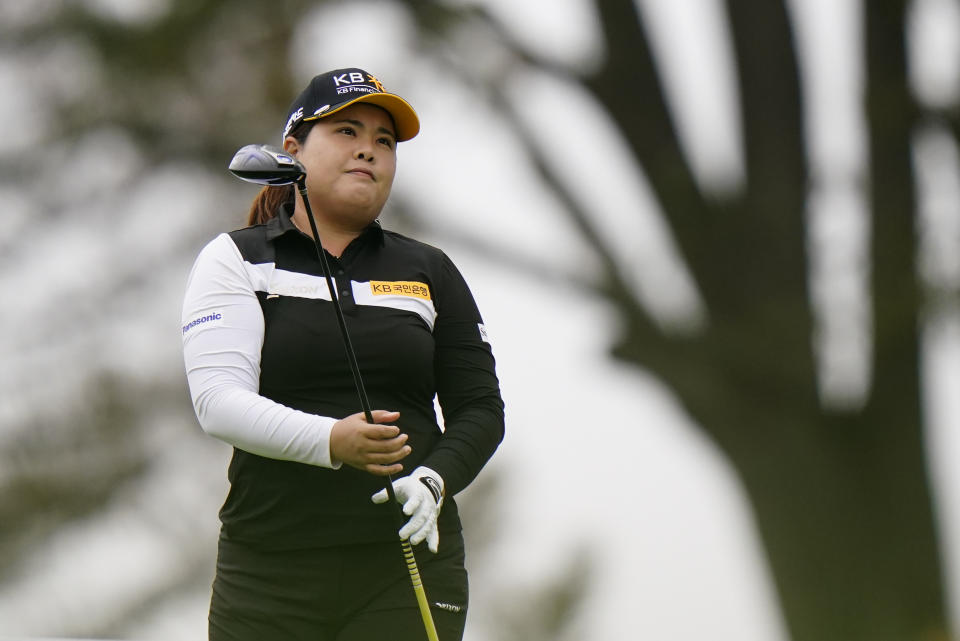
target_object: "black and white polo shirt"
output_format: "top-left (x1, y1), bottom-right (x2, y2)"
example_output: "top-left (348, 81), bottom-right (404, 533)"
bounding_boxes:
top-left (182, 205), bottom-right (504, 548)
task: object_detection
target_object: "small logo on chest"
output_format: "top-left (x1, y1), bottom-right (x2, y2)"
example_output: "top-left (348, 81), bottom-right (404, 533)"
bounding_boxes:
top-left (369, 280), bottom-right (431, 300)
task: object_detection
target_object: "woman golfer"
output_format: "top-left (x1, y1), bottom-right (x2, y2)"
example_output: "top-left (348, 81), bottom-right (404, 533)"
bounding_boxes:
top-left (181, 67), bottom-right (504, 640)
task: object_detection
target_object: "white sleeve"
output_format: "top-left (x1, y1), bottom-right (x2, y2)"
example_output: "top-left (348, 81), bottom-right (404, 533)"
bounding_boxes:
top-left (181, 233), bottom-right (341, 469)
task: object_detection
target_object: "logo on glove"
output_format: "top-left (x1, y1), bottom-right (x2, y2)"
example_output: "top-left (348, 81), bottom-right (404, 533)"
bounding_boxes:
top-left (420, 476), bottom-right (443, 504)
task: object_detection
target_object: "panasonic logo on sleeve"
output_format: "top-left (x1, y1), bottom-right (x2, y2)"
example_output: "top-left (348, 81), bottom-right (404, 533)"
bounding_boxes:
top-left (182, 312), bottom-right (224, 335)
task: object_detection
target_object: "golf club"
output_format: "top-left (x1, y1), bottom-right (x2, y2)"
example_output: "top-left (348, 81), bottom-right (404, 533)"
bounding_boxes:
top-left (228, 144), bottom-right (306, 184)
top-left (228, 144), bottom-right (441, 641)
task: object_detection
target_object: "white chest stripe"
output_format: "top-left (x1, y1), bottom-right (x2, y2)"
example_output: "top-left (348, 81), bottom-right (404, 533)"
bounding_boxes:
top-left (242, 260), bottom-right (274, 292)
top-left (243, 262), bottom-right (436, 330)
top-left (351, 281), bottom-right (437, 331)
top-left (267, 267), bottom-right (334, 301)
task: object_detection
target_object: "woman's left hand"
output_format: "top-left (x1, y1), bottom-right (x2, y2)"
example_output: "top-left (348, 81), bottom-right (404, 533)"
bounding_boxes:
top-left (371, 466), bottom-right (445, 553)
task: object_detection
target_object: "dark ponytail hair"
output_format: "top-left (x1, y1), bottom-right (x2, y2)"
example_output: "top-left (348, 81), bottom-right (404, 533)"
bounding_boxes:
top-left (245, 122), bottom-right (315, 226)
top-left (247, 184), bottom-right (294, 226)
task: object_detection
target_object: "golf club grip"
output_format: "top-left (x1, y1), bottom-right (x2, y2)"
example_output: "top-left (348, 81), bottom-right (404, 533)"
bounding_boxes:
top-left (297, 184), bottom-right (440, 640)
top-left (403, 537), bottom-right (441, 641)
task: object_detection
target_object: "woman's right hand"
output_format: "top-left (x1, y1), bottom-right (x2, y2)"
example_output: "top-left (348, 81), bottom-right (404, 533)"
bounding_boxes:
top-left (330, 410), bottom-right (411, 476)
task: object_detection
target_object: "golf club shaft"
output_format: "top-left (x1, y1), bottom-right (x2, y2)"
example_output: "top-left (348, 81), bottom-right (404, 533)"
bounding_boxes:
top-left (297, 183), bottom-right (440, 641)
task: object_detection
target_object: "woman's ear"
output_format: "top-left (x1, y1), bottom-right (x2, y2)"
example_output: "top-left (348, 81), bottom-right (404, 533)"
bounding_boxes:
top-left (283, 136), bottom-right (300, 156)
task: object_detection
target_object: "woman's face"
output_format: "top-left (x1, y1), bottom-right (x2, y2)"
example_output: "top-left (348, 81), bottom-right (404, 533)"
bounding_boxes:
top-left (285, 102), bottom-right (398, 228)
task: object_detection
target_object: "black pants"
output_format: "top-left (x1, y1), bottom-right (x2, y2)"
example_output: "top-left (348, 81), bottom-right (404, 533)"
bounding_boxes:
top-left (209, 532), bottom-right (468, 641)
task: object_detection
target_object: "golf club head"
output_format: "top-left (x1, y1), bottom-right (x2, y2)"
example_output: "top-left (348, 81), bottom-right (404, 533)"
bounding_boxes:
top-left (228, 144), bottom-right (305, 186)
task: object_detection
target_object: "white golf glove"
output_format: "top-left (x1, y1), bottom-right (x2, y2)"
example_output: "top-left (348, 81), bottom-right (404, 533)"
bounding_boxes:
top-left (371, 466), bottom-right (445, 553)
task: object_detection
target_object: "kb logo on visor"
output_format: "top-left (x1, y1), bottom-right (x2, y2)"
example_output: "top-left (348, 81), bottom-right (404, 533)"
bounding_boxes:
top-left (332, 72), bottom-right (385, 93)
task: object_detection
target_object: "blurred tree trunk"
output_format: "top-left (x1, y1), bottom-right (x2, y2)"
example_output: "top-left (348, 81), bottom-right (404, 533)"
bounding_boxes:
top-left (587, 1), bottom-right (948, 639)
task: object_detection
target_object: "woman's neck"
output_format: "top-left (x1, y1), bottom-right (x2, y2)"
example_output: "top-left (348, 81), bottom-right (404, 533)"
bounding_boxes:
top-left (291, 205), bottom-right (365, 258)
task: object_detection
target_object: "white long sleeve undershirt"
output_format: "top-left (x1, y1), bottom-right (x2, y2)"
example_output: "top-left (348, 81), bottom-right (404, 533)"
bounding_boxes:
top-left (181, 233), bottom-right (340, 469)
